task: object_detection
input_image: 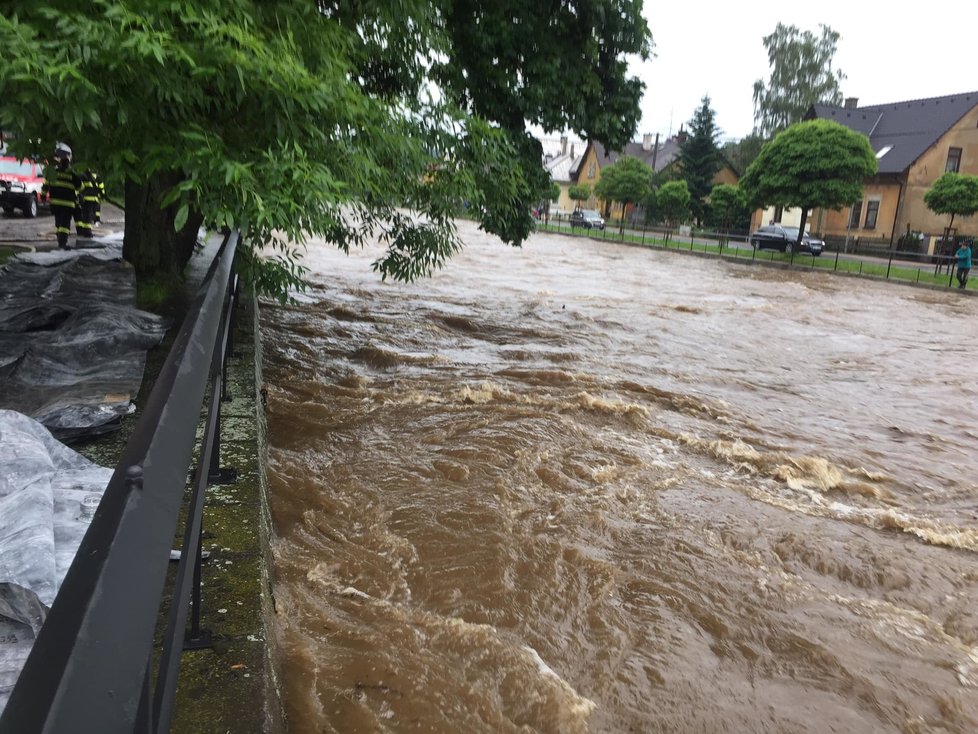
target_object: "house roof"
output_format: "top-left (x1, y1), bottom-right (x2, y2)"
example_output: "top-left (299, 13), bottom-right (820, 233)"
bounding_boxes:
top-left (591, 137), bottom-right (684, 173)
top-left (545, 151), bottom-right (584, 183)
top-left (808, 91), bottom-right (978, 174)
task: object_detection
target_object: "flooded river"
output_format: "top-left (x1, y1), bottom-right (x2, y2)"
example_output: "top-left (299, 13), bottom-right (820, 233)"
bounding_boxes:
top-left (260, 220), bottom-right (978, 733)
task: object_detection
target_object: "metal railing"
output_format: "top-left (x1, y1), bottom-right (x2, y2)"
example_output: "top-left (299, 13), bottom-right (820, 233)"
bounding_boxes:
top-left (537, 220), bottom-right (974, 291)
top-left (0, 231), bottom-right (241, 734)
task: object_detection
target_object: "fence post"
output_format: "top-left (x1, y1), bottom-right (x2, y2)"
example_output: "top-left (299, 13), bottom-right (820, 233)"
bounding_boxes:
top-left (834, 249), bottom-right (840, 271)
top-left (886, 249), bottom-right (894, 279)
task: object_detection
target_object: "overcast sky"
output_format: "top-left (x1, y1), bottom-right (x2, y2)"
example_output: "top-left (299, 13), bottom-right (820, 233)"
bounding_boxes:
top-left (631, 1), bottom-right (977, 143)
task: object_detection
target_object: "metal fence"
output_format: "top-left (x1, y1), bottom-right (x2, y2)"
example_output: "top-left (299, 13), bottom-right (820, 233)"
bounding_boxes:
top-left (0, 231), bottom-right (241, 734)
top-left (537, 219), bottom-right (972, 291)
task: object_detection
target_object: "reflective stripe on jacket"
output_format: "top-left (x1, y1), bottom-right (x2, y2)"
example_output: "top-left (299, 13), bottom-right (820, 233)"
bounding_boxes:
top-left (43, 168), bottom-right (80, 209)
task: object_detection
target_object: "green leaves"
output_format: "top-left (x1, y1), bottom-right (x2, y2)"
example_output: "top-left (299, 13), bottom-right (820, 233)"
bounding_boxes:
top-left (594, 156), bottom-right (652, 208)
top-left (0, 1), bottom-right (650, 299)
top-left (740, 120), bottom-right (877, 211)
top-left (657, 180), bottom-right (691, 227)
top-left (924, 172), bottom-right (978, 232)
top-left (753, 23), bottom-right (845, 137)
top-left (678, 96), bottom-right (723, 224)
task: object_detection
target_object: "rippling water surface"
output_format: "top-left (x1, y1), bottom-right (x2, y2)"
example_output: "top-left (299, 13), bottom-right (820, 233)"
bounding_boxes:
top-left (260, 221), bottom-right (978, 733)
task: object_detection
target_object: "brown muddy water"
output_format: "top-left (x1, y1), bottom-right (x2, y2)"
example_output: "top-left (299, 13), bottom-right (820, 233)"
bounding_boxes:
top-left (260, 221), bottom-right (978, 733)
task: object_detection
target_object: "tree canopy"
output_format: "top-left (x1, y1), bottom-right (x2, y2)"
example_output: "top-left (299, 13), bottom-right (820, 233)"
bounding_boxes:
top-left (569, 184), bottom-right (593, 209)
top-left (924, 172), bottom-right (978, 233)
top-left (0, 1), bottom-right (651, 297)
top-left (594, 155), bottom-right (652, 233)
top-left (723, 134), bottom-right (765, 177)
top-left (656, 180), bottom-right (690, 227)
top-left (752, 23), bottom-right (845, 138)
top-left (707, 184), bottom-right (749, 234)
top-left (740, 119), bottom-right (877, 246)
top-left (677, 96), bottom-right (722, 225)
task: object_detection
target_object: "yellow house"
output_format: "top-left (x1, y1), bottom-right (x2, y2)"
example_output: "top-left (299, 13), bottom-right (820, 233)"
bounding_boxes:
top-left (578, 132), bottom-right (740, 221)
top-left (542, 136), bottom-right (584, 216)
top-left (753, 92), bottom-right (978, 252)
top-left (571, 142), bottom-right (604, 210)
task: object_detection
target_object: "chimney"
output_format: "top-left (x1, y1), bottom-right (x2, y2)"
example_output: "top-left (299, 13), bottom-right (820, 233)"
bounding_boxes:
top-left (675, 126), bottom-right (688, 144)
top-left (570, 144), bottom-right (576, 158)
top-left (560, 135), bottom-right (568, 155)
top-left (642, 133), bottom-right (654, 151)
top-left (844, 97), bottom-right (859, 109)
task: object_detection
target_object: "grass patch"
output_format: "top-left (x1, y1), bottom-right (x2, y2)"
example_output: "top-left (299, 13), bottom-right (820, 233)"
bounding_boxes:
top-left (136, 276), bottom-right (182, 311)
top-left (535, 223), bottom-right (971, 291)
top-left (0, 246), bottom-right (16, 265)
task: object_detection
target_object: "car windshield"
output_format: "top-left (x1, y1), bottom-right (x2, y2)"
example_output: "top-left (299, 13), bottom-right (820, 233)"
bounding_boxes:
top-left (582, 210), bottom-right (600, 218)
top-left (0, 159), bottom-right (33, 176)
top-left (782, 227), bottom-right (801, 239)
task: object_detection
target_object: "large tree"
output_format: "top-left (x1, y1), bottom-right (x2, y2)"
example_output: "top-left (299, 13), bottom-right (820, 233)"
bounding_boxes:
top-left (740, 119), bottom-right (877, 249)
top-left (752, 23), bottom-right (845, 138)
top-left (0, 1), bottom-right (651, 297)
top-left (924, 172), bottom-right (978, 238)
top-left (723, 134), bottom-right (766, 177)
top-left (594, 156), bottom-right (652, 234)
top-left (677, 96), bottom-right (722, 225)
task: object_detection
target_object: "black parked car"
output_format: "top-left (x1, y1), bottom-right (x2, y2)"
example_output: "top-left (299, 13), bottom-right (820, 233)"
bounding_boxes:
top-left (749, 224), bottom-right (824, 255)
top-left (569, 209), bottom-right (605, 230)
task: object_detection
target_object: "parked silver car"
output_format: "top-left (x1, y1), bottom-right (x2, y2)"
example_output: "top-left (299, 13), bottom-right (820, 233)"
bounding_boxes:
top-left (569, 209), bottom-right (605, 230)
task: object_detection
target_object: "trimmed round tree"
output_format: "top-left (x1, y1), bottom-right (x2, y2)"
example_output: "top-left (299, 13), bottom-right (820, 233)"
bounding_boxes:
top-left (740, 120), bottom-right (878, 249)
top-left (657, 180), bottom-right (691, 228)
top-left (924, 172), bottom-right (978, 238)
top-left (594, 156), bottom-right (652, 234)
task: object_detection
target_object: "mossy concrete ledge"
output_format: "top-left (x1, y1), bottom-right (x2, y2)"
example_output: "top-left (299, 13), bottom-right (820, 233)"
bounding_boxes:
top-left (165, 293), bottom-right (285, 734)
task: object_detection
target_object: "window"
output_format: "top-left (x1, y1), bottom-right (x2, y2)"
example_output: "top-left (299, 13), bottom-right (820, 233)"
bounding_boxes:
top-left (875, 145), bottom-right (893, 159)
top-left (946, 147), bottom-right (962, 173)
top-left (849, 201), bottom-right (862, 228)
top-left (587, 162), bottom-right (596, 179)
top-left (864, 200), bottom-right (880, 229)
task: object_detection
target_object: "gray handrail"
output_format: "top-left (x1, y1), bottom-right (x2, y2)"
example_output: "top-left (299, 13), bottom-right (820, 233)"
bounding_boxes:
top-left (0, 231), bottom-right (240, 734)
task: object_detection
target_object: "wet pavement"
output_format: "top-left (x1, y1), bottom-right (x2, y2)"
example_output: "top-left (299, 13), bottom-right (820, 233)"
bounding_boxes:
top-left (0, 201), bottom-right (125, 253)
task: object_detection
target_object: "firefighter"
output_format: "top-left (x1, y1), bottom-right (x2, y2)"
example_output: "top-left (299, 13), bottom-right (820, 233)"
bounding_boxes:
top-left (74, 169), bottom-right (96, 239)
top-left (79, 169), bottom-right (101, 234)
top-left (42, 143), bottom-right (81, 250)
top-left (89, 169), bottom-right (105, 225)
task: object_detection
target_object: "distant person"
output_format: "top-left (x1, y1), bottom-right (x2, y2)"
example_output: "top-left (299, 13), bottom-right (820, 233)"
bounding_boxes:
top-left (74, 169), bottom-right (96, 239)
top-left (955, 240), bottom-right (972, 289)
top-left (41, 143), bottom-right (81, 250)
top-left (79, 169), bottom-right (101, 234)
top-left (88, 169), bottom-right (105, 225)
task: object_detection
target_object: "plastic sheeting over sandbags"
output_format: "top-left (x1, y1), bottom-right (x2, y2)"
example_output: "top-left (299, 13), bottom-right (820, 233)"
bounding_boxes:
top-left (0, 242), bottom-right (168, 440)
top-left (0, 409), bottom-right (112, 714)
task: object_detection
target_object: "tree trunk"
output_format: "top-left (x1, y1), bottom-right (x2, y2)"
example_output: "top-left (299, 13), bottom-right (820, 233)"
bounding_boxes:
top-left (123, 170), bottom-right (204, 286)
top-left (796, 208), bottom-right (810, 249)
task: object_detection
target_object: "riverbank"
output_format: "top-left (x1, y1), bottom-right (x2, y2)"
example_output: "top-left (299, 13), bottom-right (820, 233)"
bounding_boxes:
top-left (70, 252), bottom-right (277, 732)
